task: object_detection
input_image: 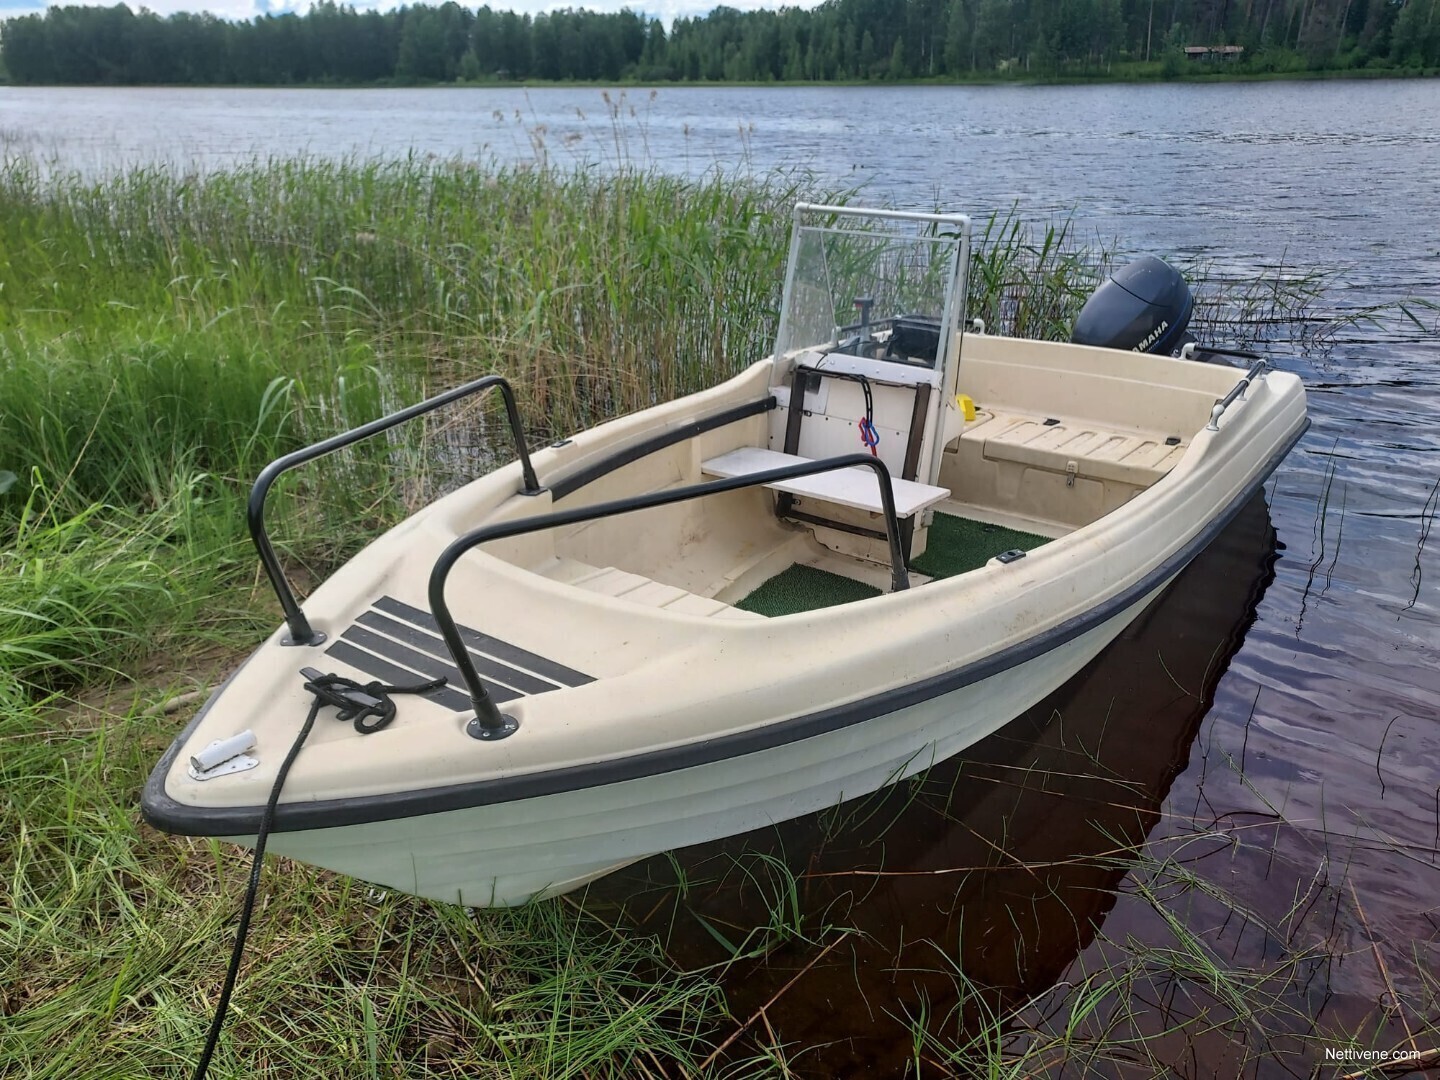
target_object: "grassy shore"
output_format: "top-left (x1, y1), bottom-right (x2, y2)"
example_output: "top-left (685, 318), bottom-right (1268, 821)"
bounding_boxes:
top-left (0, 156), bottom-right (1371, 1077)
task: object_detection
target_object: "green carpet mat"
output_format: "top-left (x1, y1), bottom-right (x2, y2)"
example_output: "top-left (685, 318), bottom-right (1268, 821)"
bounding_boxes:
top-left (735, 564), bottom-right (881, 617)
top-left (911, 513), bottom-right (1051, 579)
top-left (735, 514), bottom-right (1052, 617)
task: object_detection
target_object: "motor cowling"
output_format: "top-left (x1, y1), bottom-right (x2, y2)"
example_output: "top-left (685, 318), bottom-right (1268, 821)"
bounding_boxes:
top-left (1071, 256), bottom-right (1194, 356)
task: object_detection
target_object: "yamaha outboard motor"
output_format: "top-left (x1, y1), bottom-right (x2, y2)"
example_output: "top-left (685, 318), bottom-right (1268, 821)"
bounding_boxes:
top-left (1071, 256), bottom-right (1195, 356)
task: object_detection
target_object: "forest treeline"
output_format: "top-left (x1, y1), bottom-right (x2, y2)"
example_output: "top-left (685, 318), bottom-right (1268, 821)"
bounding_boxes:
top-left (1, 0), bottom-right (1437, 86)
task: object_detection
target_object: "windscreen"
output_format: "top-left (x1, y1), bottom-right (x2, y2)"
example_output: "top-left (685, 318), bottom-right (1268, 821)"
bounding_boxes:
top-left (774, 212), bottom-right (965, 362)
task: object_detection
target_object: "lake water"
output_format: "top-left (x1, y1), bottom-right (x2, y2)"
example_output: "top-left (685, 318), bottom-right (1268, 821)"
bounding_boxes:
top-left (6, 82), bottom-right (1438, 1073)
top-left (4, 81), bottom-right (1439, 277)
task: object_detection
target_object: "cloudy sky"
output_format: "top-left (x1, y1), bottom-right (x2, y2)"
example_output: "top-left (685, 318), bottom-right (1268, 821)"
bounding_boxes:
top-left (0, 0), bottom-right (820, 24)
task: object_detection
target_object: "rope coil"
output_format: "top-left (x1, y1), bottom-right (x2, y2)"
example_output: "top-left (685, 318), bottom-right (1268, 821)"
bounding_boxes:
top-left (299, 667), bottom-right (448, 734)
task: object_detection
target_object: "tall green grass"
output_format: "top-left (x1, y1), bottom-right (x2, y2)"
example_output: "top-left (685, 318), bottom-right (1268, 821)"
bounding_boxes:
top-left (0, 680), bottom-right (728, 1078)
top-left (0, 157), bottom-right (800, 511)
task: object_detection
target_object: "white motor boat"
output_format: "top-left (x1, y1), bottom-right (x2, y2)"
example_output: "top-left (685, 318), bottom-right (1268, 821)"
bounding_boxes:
top-left (143, 204), bottom-right (1308, 907)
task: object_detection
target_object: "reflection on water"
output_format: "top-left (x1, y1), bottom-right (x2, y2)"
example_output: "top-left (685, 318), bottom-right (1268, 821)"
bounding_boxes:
top-left (585, 493), bottom-right (1280, 1075)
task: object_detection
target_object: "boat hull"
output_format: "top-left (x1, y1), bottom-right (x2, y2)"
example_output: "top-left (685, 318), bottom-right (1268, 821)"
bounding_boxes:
top-left (243, 584), bottom-right (1165, 907)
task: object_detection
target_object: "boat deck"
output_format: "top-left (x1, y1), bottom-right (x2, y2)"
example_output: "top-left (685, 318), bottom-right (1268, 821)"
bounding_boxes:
top-left (535, 557), bottom-right (765, 620)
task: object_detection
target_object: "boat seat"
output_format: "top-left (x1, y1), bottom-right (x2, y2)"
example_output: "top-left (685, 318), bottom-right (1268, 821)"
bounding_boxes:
top-left (700, 447), bottom-right (950, 518)
top-left (962, 410), bottom-right (1187, 487)
top-left (537, 557), bottom-right (764, 621)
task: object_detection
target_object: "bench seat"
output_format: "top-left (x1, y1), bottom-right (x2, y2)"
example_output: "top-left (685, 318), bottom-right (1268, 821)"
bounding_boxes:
top-left (964, 411), bottom-right (1187, 487)
top-left (700, 447), bottom-right (950, 518)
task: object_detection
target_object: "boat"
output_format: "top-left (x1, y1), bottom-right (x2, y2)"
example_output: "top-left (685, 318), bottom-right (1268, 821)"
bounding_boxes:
top-left (142, 203), bottom-right (1309, 908)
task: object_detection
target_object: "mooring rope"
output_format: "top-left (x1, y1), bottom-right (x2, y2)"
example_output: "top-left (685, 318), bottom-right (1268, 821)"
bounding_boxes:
top-left (189, 669), bottom-right (445, 1080)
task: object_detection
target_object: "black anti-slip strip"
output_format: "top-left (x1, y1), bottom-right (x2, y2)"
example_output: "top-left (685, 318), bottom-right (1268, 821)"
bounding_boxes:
top-left (344, 618), bottom-right (559, 698)
top-left (373, 595), bottom-right (594, 687)
top-left (323, 640), bottom-right (483, 711)
top-left (339, 626), bottom-right (498, 697)
top-left (354, 610), bottom-right (563, 696)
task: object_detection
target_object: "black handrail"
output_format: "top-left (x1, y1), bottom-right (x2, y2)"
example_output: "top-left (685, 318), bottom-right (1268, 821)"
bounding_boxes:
top-left (250, 374), bottom-right (541, 647)
top-left (429, 453), bottom-right (911, 738)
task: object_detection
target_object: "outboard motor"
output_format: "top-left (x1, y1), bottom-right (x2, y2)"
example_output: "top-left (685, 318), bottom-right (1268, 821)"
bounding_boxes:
top-left (1071, 256), bottom-right (1195, 356)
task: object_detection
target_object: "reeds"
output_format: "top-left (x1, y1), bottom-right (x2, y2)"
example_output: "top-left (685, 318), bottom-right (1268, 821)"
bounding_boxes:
top-left (0, 156), bottom-right (804, 503)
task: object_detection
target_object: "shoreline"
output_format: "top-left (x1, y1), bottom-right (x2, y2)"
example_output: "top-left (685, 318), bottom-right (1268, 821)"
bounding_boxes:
top-left (2, 66), bottom-right (1436, 91)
